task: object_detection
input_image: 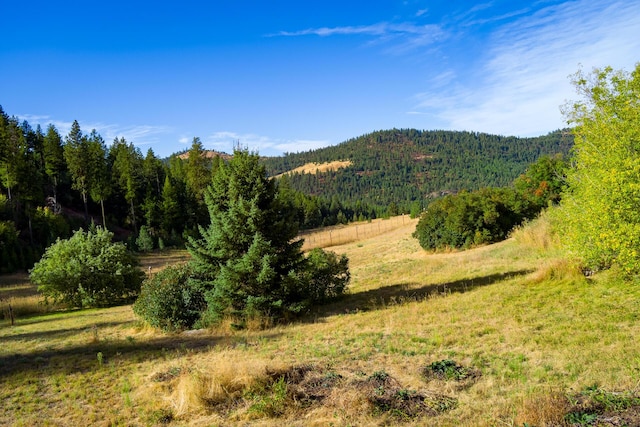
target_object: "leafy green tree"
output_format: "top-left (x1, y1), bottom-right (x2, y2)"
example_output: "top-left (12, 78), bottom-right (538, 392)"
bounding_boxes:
top-left (557, 64), bottom-right (640, 274)
top-left (133, 264), bottom-right (205, 331)
top-left (30, 226), bottom-right (144, 308)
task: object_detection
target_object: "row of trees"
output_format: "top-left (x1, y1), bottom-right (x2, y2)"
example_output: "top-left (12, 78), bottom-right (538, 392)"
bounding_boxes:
top-left (0, 107), bottom-right (368, 273)
top-left (28, 149), bottom-right (351, 328)
top-left (413, 155), bottom-right (567, 250)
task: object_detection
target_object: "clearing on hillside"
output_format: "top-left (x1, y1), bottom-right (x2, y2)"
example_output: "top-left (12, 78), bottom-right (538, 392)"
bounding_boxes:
top-left (272, 160), bottom-right (352, 178)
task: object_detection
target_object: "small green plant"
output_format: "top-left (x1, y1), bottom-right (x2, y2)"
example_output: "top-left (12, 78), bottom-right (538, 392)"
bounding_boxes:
top-left (96, 352), bottom-right (104, 367)
top-left (370, 370), bottom-right (389, 382)
top-left (136, 225), bottom-right (155, 252)
top-left (248, 376), bottom-right (288, 417)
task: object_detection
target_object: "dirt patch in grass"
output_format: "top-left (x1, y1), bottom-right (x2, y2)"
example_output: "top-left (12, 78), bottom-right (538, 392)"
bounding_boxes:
top-left (421, 359), bottom-right (481, 390)
top-left (360, 370), bottom-right (457, 421)
top-left (564, 387), bottom-right (640, 426)
top-left (166, 362), bottom-right (458, 424)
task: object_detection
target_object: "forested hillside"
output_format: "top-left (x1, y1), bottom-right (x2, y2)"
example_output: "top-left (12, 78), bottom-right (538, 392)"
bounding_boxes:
top-left (262, 129), bottom-right (573, 211)
top-left (0, 101), bottom-right (573, 273)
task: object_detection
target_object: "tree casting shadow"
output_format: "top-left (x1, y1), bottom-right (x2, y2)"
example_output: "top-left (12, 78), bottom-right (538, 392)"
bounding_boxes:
top-left (312, 269), bottom-right (533, 319)
top-left (0, 329), bottom-right (282, 379)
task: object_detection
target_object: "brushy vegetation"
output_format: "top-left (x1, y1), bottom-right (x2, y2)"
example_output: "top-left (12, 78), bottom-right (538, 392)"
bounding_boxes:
top-left (29, 226), bottom-right (144, 308)
top-left (3, 217), bottom-right (640, 425)
top-left (413, 154), bottom-right (567, 251)
top-left (132, 264), bottom-right (205, 331)
top-left (556, 63), bottom-right (640, 275)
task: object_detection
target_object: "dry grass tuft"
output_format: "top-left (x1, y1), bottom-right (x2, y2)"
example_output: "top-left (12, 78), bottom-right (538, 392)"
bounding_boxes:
top-left (511, 211), bottom-right (559, 252)
top-left (169, 350), bottom-right (285, 418)
top-left (514, 389), bottom-right (570, 426)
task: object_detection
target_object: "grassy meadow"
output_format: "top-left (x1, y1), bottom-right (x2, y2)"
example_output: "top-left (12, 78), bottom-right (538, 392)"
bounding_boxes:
top-left (2, 217), bottom-right (640, 426)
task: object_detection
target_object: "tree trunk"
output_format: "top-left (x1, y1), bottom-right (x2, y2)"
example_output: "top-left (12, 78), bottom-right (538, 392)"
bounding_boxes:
top-left (82, 191), bottom-right (89, 223)
top-left (130, 199), bottom-right (138, 234)
top-left (100, 199), bottom-right (107, 230)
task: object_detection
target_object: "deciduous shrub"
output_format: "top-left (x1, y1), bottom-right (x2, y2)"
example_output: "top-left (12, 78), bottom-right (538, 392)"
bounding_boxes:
top-left (133, 264), bottom-right (205, 331)
top-left (30, 226), bottom-right (144, 307)
top-left (302, 249), bottom-right (350, 303)
top-left (557, 64), bottom-right (640, 275)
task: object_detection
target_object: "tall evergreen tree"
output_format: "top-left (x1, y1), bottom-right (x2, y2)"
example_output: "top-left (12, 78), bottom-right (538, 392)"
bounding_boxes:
top-left (43, 124), bottom-right (65, 202)
top-left (87, 130), bottom-right (111, 228)
top-left (111, 137), bottom-right (143, 233)
top-left (187, 149), bottom-right (307, 323)
top-left (64, 120), bottom-right (91, 221)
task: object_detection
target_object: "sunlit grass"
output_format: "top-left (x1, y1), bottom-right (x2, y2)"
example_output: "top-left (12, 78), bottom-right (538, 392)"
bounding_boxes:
top-left (2, 216), bottom-right (640, 425)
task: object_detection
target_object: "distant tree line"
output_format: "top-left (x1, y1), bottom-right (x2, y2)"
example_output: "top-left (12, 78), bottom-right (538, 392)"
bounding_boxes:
top-left (0, 106), bottom-right (211, 272)
top-left (263, 129), bottom-right (573, 214)
top-left (0, 104), bottom-right (572, 273)
top-left (413, 154), bottom-right (568, 250)
top-left (0, 106), bottom-right (375, 273)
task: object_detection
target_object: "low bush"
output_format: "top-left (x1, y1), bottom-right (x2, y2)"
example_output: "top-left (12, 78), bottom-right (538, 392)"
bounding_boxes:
top-left (30, 226), bottom-right (143, 307)
top-left (133, 264), bottom-right (205, 331)
top-left (302, 249), bottom-right (350, 303)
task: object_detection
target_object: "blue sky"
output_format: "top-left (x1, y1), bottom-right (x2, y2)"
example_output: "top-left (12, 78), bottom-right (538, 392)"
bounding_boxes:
top-left (2, 1), bottom-right (639, 158)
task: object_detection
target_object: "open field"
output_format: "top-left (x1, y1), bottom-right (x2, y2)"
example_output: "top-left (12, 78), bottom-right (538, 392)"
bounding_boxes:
top-left (2, 218), bottom-right (640, 425)
top-left (299, 215), bottom-right (415, 250)
top-left (272, 160), bottom-right (352, 178)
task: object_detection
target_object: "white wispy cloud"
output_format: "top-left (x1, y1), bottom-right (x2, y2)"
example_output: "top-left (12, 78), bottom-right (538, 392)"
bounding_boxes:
top-left (17, 114), bottom-right (172, 150)
top-left (271, 22), bottom-right (446, 51)
top-left (413, 0), bottom-right (640, 136)
top-left (206, 131), bottom-right (331, 156)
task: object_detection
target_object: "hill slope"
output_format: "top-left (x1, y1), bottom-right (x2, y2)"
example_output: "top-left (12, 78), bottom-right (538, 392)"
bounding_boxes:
top-left (262, 129), bottom-right (573, 210)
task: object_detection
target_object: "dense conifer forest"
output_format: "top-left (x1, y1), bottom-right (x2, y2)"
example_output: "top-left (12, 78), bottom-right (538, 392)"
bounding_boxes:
top-left (262, 129), bottom-right (573, 212)
top-left (0, 104), bottom-right (572, 273)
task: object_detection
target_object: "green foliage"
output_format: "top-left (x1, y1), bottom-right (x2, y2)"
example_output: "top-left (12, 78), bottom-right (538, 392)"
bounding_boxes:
top-left (247, 376), bottom-right (288, 417)
top-left (558, 64), bottom-right (640, 275)
top-left (301, 249), bottom-right (350, 303)
top-left (413, 188), bottom-right (525, 250)
top-left (413, 154), bottom-right (568, 251)
top-left (30, 226), bottom-right (144, 308)
top-left (136, 225), bottom-right (155, 252)
top-left (0, 220), bottom-right (20, 273)
top-left (188, 149), bottom-right (349, 325)
top-left (263, 129), bottom-right (572, 213)
top-left (133, 264), bottom-right (205, 331)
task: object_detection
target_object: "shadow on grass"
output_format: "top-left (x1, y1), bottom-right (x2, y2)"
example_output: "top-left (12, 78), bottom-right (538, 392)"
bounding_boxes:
top-left (0, 329), bottom-right (281, 379)
top-left (312, 269), bottom-right (533, 319)
top-left (0, 320), bottom-right (129, 343)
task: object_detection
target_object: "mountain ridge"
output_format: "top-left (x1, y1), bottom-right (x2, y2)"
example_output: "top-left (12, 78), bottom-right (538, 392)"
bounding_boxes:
top-left (260, 128), bottom-right (573, 211)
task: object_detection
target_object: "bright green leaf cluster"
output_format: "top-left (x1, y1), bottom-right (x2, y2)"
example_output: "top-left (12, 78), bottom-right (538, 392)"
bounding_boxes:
top-left (30, 226), bottom-right (144, 307)
top-left (557, 64), bottom-right (640, 274)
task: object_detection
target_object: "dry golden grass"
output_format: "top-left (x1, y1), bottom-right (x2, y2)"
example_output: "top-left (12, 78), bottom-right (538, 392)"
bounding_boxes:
top-left (272, 160), bottom-right (352, 178)
top-left (2, 216), bottom-right (640, 425)
top-left (300, 214), bottom-right (415, 250)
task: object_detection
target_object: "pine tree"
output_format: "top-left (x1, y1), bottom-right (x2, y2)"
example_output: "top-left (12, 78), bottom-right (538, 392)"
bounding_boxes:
top-left (64, 120), bottom-right (91, 222)
top-left (187, 149), bottom-right (308, 323)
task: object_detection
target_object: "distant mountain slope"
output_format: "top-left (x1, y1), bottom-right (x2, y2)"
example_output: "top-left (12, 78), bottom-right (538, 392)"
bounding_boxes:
top-left (261, 129), bottom-right (573, 210)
